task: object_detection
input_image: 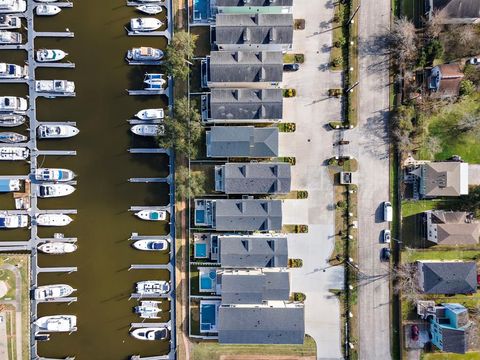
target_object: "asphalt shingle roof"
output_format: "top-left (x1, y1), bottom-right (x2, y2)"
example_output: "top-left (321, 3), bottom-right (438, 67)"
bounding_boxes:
top-left (421, 162), bottom-right (468, 197)
top-left (419, 261), bottom-right (477, 294)
top-left (429, 211), bottom-right (480, 245)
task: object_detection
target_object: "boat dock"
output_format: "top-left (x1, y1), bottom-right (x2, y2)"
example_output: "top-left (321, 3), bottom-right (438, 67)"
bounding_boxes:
top-left (130, 233), bottom-right (171, 242)
top-left (128, 119), bottom-right (163, 124)
top-left (128, 177), bottom-right (171, 183)
top-left (130, 321), bottom-right (171, 329)
top-left (128, 148), bottom-right (169, 154)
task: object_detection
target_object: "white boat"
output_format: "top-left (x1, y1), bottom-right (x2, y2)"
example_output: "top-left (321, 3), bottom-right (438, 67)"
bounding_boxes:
top-left (127, 47), bottom-right (163, 62)
top-left (0, 15), bottom-right (21, 29)
top-left (38, 184), bottom-right (75, 198)
top-left (134, 301), bottom-right (162, 319)
top-left (0, 63), bottom-right (26, 79)
top-left (135, 108), bottom-right (164, 120)
top-left (0, 146), bottom-right (28, 160)
top-left (0, 0), bottom-right (27, 13)
top-left (38, 242), bottom-right (77, 254)
top-left (0, 179), bottom-right (20, 192)
top-left (35, 168), bottom-right (75, 182)
top-left (34, 284), bottom-right (75, 300)
top-left (0, 114), bottom-right (25, 127)
top-left (0, 132), bottom-right (26, 143)
top-left (135, 209), bottom-right (167, 221)
top-left (0, 213), bottom-right (28, 228)
top-left (36, 49), bottom-right (67, 62)
top-left (37, 125), bottom-right (79, 139)
top-left (34, 315), bottom-right (76, 332)
top-left (36, 214), bottom-right (73, 227)
top-left (130, 18), bottom-right (162, 32)
top-left (131, 124), bottom-right (164, 137)
top-left (0, 96), bottom-right (27, 112)
top-left (132, 239), bottom-right (168, 252)
top-left (136, 281), bottom-right (170, 296)
top-left (35, 80), bottom-right (75, 94)
top-left (136, 4), bottom-right (163, 15)
top-left (0, 30), bottom-right (21, 44)
top-left (130, 327), bottom-right (168, 341)
top-left (36, 4), bottom-right (60, 15)
top-left (143, 73), bottom-right (165, 90)
top-left (34, 0), bottom-right (60, 2)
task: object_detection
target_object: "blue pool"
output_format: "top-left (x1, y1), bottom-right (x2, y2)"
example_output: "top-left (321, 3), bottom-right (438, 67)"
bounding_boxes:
top-left (195, 209), bottom-right (205, 224)
top-left (193, 0), bottom-right (210, 21)
top-left (195, 243), bottom-right (207, 258)
top-left (199, 270), bottom-right (216, 291)
top-left (200, 303), bottom-right (217, 332)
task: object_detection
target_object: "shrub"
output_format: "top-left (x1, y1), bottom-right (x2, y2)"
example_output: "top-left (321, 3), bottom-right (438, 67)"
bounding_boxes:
top-left (460, 80), bottom-right (475, 96)
top-left (293, 292), bottom-right (306, 302)
top-left (297, 190), bottom-right (308, 199)
top-left (331, 57), bottom-right (342, 67)
top-left (283, 88), bottom-right (297, 97)
top-left (294, 54), bottom-right (305, 63)
top-left (328, 88), bottom-right (342, 97)
top-left (288, 259), bottom-right (303, 268)
top-left (334, 36), bottom-right (346, 48)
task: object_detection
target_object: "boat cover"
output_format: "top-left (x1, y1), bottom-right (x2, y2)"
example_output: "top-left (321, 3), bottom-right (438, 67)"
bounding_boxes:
top-left (0, 179), bottom-right (12, 192)
top-left (0, 218), bottom-right (6, 228)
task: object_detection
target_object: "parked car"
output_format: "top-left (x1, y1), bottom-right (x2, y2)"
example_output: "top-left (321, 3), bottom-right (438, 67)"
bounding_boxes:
top-left (383, 201), bottom-right (392, 222)
top-left (380, 247), bottom-right (390, 262)
top-left (383, 229), bottom-right (391, 243)
top-left (283, 63), bottom-right (299, 71)
top-left (411, 325), bottom-right (419, 341)
top-left (467, 57), bottom-right (480, 65)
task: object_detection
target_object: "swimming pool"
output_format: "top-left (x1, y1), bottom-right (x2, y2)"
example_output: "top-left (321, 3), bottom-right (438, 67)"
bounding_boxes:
top-left (195, 209), bottom-right (205, 225)
top-left (200, 303), bottom-right (217, 332)
top-left (193, 0), bottom-right (210, 21)
top-left (194, 243), bottom-right (207, 258)
top-left (199, 269), bottom-right (217, 292)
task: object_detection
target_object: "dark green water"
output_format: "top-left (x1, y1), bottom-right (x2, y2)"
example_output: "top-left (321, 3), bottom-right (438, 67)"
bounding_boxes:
top-left (0, 1), bottom-right (173, 358)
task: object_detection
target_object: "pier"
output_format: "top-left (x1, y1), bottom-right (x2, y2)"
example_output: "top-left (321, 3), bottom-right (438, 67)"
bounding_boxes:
top-left (36, 297), bottom-right (77, 304)
top-left (37, 267), bottom-right (78, 274)
top-left (130, 321), bottom-right (171, 329)
top-left (128, 119), bottom-right (163, 124)
top-left (130, 233), bottom-right (171, 242)
top-left (128, 148), bottom-right (169, 154)
top-left (128, 177), bottom-right (171, 183)
top-left (129, 264), bottom-right (170, 270)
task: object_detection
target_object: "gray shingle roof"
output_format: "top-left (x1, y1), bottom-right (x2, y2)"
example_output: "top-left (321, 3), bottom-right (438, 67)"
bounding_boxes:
top-left (209, 88), bottom-right (283, 121)
top-left (219, 235), bottom-right (288, 267)
top-left (442, 327), bottom-right (469, 354)
top-left (206, 126), bottom-right (279, 158)
top-left (214, 199), bottom-right (282, 231)
top-left (428, 210), bottom-right (480, 245)
top-left (421, 162), bottom-right (469, 197)
top-left (419, 261), bottom-right (477, 294)
top-left (218, 304), bottom-right (305, 344)
top-left (429, 0), bottom-right (480, 21)
top-left (216, 0), bottom-right (293, 6)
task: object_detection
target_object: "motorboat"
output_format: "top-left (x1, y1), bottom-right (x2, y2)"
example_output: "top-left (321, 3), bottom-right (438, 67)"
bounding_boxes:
top-left (35, 80), bottom-right (75, 94)
top-left (0, 146), bottom-right (28, 160)
top-left (0, 114), bottom-right (25, 127)
top-left (0, 15), bottom-right (21, 29)
top-left (34, 284), bottom-right (75, 300)
top-left (135, 108), bottom-right (164, 120)
top-left (0, 96), bottom-right (27, 112)
top-left (37, 125), bottom-right (79, 139)
top-left (134, 301), bottom-right (162, 319)
top-left (136, 281), bottom-right (170, 296)
top-left (135, 210), bottom-right (167, 221)
top-left (131, 124), bottom-right (164, 137)
top-left (0, 132), bottom-right (27, 143)
top-left (127, 47), bottom-right (163, 62)
top-left (36, 49), bottom-right (68, 62)
top-left (35, 168), bottom-right (75, 182)
top-left (130, 327), bottom-right (169, 341)
top-left (0, 31), bottom-right (21, 44)
top-left (38, 242), bottom-right (77, 254)
top-left (132, 239), bottom-right (168, 252)
top-left (36, 214), bottom-right (73, 227)
top-left (130, 18), bottom-right (162, 32)
top-left (34, 0), bottom-right (60, 2)
top-left (0, 63), bottom-right (27, 79)
top-left (136, 4), bottom-right (163, 15)
top-left (36, 4), bottom-right (60, 15)
top-left (34, 315), bottom-right (76, 332)
top-left (38, 184), bottom-right (75, 198)
top-left (0, 0), bottom-right (27, 13)
top-left (144, 73), bottom-right (165, 85)
top-left (0, 179), bottom-right (20, 192)
top-left (0, 213), bottom-right (28, 228)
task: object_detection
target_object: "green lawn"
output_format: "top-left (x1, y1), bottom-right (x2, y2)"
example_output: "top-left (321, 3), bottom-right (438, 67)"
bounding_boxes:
top-left (401, 200), bottom-right (440, 217)
top-left (423, 352), bottom-right (480, 360)
top-left (402, 248), bottom-right (480, 263)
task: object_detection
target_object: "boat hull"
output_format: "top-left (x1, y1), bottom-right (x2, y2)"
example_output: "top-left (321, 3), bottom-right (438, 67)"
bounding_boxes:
top-left (132, 239), bottom-right (168, 251)
top-left (36, 214), bottom-right (73, 227)
top-left (38, 243), bottom-right (77, 254)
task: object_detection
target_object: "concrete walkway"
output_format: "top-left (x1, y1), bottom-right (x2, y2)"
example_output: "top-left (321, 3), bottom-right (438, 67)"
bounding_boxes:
top-left (469, 164), bottom-right (480, 185)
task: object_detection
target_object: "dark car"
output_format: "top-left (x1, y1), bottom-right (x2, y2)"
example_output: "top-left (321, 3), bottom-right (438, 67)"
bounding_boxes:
top-left (411, 325), bottom-right (419, 341)
top-left (283, 63), bottom-right (300, 72)
top-left (381, 247), bottom-right (391, 262)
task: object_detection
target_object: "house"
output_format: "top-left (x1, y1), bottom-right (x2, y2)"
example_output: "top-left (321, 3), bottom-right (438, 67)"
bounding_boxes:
top-left (201, 88), bottom-right (283, 123)
top-left (213, 14), bottom-right (293, 52)
top-left (194, 198), bottom-right (283, 231)
top-left (206, 126), bottom-right (278, 158)
top-left (425, 0), bottom-right (480, 24)
top-left (216, 0), bottom-right (294, 14)
top-left (217, 302), bottom-right (305, 344)
top-left (215, 162), bottom-right (291, 194)
top-left (417, 261), bottom-right (477, 294)
top-left (425, 210), bottom-right (480, 245)
top-left (428, 64), bottom-right (465, 98)
top-left (201, 51), bottom-right (283, 88)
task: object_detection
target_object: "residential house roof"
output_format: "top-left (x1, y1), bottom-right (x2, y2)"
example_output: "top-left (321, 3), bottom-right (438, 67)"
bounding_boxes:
top-left (427, 210), bottom-right (480, 245)
top-left (428, 0), bottom-right (480, 23)
top-left (216, 0), bottom-right (294, 6)
top-left (420, 162), bottom-right (469, 197)
top-left (429, 64), bottom-right (464, 97)
top-left (418, 261), bottom-right (477, 294)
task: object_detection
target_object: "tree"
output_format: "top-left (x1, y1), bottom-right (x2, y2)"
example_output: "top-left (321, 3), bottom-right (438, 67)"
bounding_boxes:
top-left (460, 79), bottom-right (475, 96)
top-left (386, 17), bottom-right (418, 70)
top-left (425, 10), bottom-right (445, 39)
top-left (392, 105), bottom-right (416, 154)
top-left (175, 165), bottom-right (206, 201)
top-left (392, 263), bottom-right (422, 303)
top-left (464, 64), bottom-right (480, 87)
top-left (164, 31), bottom-right (198, 81)
top-left (458, 25), bottom-right (475, 46)
top-left (455, 112), bottom-right (480, 134)
top-left (448, 185), bottom-right (480, 217)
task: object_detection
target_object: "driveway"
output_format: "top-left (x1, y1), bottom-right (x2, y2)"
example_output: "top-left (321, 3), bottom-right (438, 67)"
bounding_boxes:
top-left (469, 164), bottom-right (480, 185)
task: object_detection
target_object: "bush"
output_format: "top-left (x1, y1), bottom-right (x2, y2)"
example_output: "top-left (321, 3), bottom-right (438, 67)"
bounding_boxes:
top-left (293, 292), bottom-right (306, 302)
top-left (283, 88), bottom-right (297, 97)
top-left (279, 122), bottom-right (296, 132)
top-left (337, 200), bottom-right (347, 209)
top-left (297, 190), bottom-right (308, 199)
top-left (288, 258), bottom-right (303, 268)
top-left (294, 54), bottom-right (305, 63)
top-left (294, 19), bottom-right (305, 30)
top-left (460, 80), bottom-right (475, 96)
top-left (328, 88), bottom-right (342, 97)
top-left (331, 57), bottom-right (342, 68)
top-left (334, 36), bottom-right (346, 48)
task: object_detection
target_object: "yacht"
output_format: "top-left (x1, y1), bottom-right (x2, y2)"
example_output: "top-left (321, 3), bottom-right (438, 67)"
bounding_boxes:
top-left (37, 125), bottom-right (79, 139)
top-left (130, 17), bottom-right (162, 32)
top-left (130, 327), bottom-right (169, 341)
top-left (143, 73), bottom-right (165, 90)
top-left (131, 124), bottom-right (164, 137)
top-left (35, 315), bottom-right (76, 332)
top-left (0, 114), bottom-right (25, 127)
top-left (0, 213), bottom-right (28, 229)
top-left (35, 168), bottom-right (75, 182)
top-left (0, 15), bottom-right (21, 29)
top-left (36, 49), bottom-right (68, 62)
top-left (135, 108), bottom-right (164, 120)
top-left (0, 132), bottom-right (26, 143)
top-left (134, 301), bottom-right (162, 319)
top-left (0, 0), bottom-right (26, 13)
top-left (132, 239), bottom-right (168, 252)
top-left (38, 184), bottom-right (75, 198)
top-left (34, 284), bottom-right (75, 300)
top-left (36, 4), bottom-right (60, 16)
top-left (36, 214), bottom-right (73, 227)
top-left (0, 96), bottom-right (27, 112)
top-left (136, 4), bottom-right (163, 15)
top-left (35, 0), bottom-right (61, 2)
top-left (0, 146), bottom-right (28, 160)
top-left (38, 242), bottom-right (77, 254)
top-left (135, 209), bottom-right (167, 221)
top-left (127, 47), bottom-right (163, 62)
top-left (0, 63), bottom-right (27, 79)
top-left (0, 179), bottom-right (20, 192)
top-left (35, 80), bottom-right (75, 94)
top-left (0, 30), bottom-right (21, 44)
top-left (136, 281), bottom-right (170, 296)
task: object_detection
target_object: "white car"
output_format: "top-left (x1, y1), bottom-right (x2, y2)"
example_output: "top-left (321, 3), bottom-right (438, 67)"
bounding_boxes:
top-left (467, 57), bottom-right (480, 65)
top-left (383, 229), bottom-right (391, 243)
top-left (383, 201), bottom-right (392, 222)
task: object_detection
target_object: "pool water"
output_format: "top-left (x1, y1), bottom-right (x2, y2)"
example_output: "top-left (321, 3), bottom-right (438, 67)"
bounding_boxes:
top-left (193, 0), bottom-right (210, 20)
top-left (199, 270), bottom-right (217, 291)
top-left (200, 303), bottom-right (217, 332)
top-left (195, 209), bottom-right (206, 224)
top-left (195, 243), bottom-right (207, 258)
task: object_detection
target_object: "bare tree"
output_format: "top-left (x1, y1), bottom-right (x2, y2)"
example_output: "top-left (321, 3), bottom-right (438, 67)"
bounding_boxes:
top-left (393, 263), bottom-right (422, 303)
top-left (458, 25), bottom-right (476, 46)
top-left (386, 17), bottom-right (418, 70)
top-left (423, 136), bottom-right (442, 159)
top-left (425, 10), bottom-right (445, 39)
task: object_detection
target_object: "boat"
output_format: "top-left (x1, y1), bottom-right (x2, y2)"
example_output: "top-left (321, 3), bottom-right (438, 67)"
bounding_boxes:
top-left (130, 327), bottom-right (169, 341)
top-left (0, 15), bottom-right (21, 29)
top-left (0, 114), bottom-right (25, 127)
top-left (0, 213), bottom-right (28, 228)
top-left (35, 80), bottom-right (75, 94)
top-left (0, 179), bottom-right (20, 192)
top-left (34, 284), bottom-right (75, 300)
top-left (36, 49), bottom-right (68, 62)
top-left (35, 4), bottom-right (60, 15)
top-left (34, 315), bottom-right (76, 332)
top-left (0, 146), bottom-right (28, 160)
top-left (0, 0), bottom-right (27, 13)
top-left (38, 184), bottom-right (75, 198)
top-left (127, 47), bottom-right (164, 62)
top-left (132, 239), bottom-right (168, 252)
top-left (0, 132), bottom-right (26, 143)
top-left (38, 242), bottom-right (77, 254)
top-left (134, 301), bottom-right (162, 319)
top-left (0, 30), bottom-right (21, 44)
top-left (136, 281), bottom-right (170, 296)
top-left (135, 108), bottom-right (164, 120)
top-left (130, 18), bottom-right (162, 32)
top-left (135, 209), bottom-right (167, 221)
top-left (144, 73), bottom-right (165, 85)
top-left (0, 63), bottom-right (26, 79)
top-left (35, 168), bottom-right (75, 182)
top-left (136, 4), bottom-right (163, 15)
top-left (37, 125), bottom-right (79, 139)
top-left (0, 96), bottom-right (27, 112)
top-left (36, 214), bottom-right (73, 227)
top-left (34, 0), bottom-right (60, 2)
top-left (131, 124), bottom-right (164, 137)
